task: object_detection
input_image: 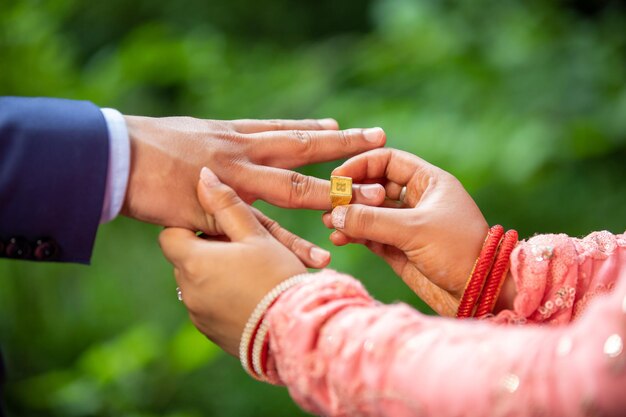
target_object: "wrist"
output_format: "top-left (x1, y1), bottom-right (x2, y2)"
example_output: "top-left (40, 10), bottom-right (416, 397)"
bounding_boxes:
top-left (240, 273), bottom-right (315, 382)
top-left (120, 115), bottom-right (141, 218)
top-left (120, 115), bottom-right (188, 225)
top-left (456, 226), bottom-right (519, 318)
top-left (493, 270), bottom-right (516, 313)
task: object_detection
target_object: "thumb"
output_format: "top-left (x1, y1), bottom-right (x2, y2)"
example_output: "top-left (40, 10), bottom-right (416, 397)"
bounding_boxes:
top-left (197, 167), bottom-right (266, 241)
top-left (330, 204), bottom-right (409, 248)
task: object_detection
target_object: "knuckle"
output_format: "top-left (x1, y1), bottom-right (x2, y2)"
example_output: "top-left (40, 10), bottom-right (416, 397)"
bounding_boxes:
top-left (211, 119), bottom-right (235, 132)
top-left (290, 236), bottom-right (311, 258)
top-left (281, 230), bottom-right (300, 252)
top-left (261, 216), bottom-right (283, 236)
top-left (268, 119), bottom-right (284, 130)
top-left (287, 171), bottom-right (313, 207)
top-left (216, 126), bottom-right (246, 143)
top-left (222, 129), bottom-right (247, 144)
top-left (217, 151), bottom-right (249, 175)
top-left (203, 214), bottom-right (221, 235)
top-left (338, 129), bottom-right (354, 147)
top-left (292, 130), bottom-right (315, 152)
top-left (350, 206), bottom-right (372, 233)
top-left (229, 119), bottom-right (251, 132)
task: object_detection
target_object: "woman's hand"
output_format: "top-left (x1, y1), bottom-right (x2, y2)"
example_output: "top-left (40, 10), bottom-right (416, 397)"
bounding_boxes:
top-left (159, 167), bottom-right (307, 356)
top-left (322, 148), bottom-right (489, 316)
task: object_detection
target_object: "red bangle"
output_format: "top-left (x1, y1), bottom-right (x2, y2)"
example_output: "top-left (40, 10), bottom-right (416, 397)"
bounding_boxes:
top-left (474, 229), bottom-right (518, 317)
top-left (456, 225), bottom-right (504, 318)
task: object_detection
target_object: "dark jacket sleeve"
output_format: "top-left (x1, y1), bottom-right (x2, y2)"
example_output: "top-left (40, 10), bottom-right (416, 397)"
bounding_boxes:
top-left (0, 97), bottom-right (109, 264)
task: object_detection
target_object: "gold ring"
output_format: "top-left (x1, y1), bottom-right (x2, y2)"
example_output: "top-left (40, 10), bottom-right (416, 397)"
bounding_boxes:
top-left (330, 176), bottom-right (352, 209)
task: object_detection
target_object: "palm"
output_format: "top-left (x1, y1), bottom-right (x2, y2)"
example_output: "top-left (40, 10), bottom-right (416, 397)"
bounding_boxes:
top-left (330, 149), bottom-right (488, 317)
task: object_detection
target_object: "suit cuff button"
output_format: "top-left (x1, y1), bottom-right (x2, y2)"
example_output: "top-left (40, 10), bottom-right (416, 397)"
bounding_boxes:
top-left (6, 237), bottom-right (32, 259)
top-left (34, 238), bottom-right (60, 261)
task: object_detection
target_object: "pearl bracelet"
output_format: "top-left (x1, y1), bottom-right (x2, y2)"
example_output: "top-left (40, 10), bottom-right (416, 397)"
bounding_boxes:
top-left (239, 273), bottom-right (313, 380)
top-left (251, 317), bottom-right (271, 379)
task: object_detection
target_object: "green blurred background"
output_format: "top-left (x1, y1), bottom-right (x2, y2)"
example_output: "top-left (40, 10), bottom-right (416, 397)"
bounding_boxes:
top-left (1, 0), bottom-right (625, 415)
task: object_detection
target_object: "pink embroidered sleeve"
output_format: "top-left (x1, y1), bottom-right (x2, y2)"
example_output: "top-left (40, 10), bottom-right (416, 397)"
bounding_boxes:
top-left (495, 231), bottom-right (626, 324)
top-left (264, 232), bottom-right (626, 417)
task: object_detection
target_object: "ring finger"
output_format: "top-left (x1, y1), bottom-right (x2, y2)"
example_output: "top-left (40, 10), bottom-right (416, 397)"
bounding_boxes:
top-left (238, 166), bottom-right (386, 210)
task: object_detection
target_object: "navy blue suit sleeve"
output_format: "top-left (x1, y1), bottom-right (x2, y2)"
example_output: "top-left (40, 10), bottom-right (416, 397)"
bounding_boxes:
top-left (0, 97), bottom-right (109, 264)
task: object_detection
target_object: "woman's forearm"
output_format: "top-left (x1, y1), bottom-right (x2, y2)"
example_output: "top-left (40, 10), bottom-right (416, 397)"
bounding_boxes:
top-left (266, 265), bottom-right (626, 416)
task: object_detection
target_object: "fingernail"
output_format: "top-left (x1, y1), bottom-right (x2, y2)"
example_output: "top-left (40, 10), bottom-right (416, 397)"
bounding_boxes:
top-left (331, 205), bottom-right (348, 229)
top-left (200, 167), bottom-right (220, 187)
top-left (363, 127), bottom-right (384, 143)
top-left (319, 118), bottom-right (338, 129)
top-left (310, 247), bottom-right (330, 264)
top-left (360, 184), bottom-right (381, 200)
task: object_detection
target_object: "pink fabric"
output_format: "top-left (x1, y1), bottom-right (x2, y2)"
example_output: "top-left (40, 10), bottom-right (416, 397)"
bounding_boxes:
top-left (265, 231), bottom-right (626, 416)
top-left (494, 231), bottom-right (626, 325)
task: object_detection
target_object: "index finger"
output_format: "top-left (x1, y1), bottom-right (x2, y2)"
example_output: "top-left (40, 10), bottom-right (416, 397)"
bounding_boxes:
top-left (332, 148), bottom-right (440, 186)
top-left (159, 227), bottom-right (204, 265)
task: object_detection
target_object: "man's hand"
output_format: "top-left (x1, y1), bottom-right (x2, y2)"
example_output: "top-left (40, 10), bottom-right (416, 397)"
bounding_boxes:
top-left (122, 115), bottom-right (387, 266)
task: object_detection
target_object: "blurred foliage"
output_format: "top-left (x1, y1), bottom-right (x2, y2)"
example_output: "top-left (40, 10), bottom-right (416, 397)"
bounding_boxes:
top-left (1, 0), bottom-right (625, 415)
